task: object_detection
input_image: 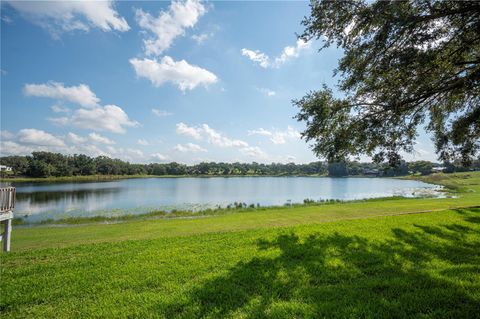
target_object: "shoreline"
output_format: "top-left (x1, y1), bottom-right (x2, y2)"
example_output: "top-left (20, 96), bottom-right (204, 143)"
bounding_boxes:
top-left (15, 190), bottom-right (452, 227)
top-left (8, 173), bottom-right (458, 227)
top-left (13, 196), bottom-right (414, 227)
top-left (1, 173), bottom-right (426, 183)
top-left (7, 170), bottom-right (480, 250)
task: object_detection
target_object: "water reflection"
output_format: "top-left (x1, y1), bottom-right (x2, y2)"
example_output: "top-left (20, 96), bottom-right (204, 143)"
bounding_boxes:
top-left (16, 187), bottom-right (121, 203)
top-left (8, 177), bottom-right (442, 223)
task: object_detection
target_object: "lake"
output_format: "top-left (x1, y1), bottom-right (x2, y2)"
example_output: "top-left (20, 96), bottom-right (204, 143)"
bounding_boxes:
top-left (3, 177), bottom-right (442, 223)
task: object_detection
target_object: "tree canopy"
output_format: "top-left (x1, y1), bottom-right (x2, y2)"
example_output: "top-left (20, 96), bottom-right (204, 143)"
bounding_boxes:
top-left (294, 0), bottom-right (479, 165)
top-left (3, 152), bottom-right (474, 179)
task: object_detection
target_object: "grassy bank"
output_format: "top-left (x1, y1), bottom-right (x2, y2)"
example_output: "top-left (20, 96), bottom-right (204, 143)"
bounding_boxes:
top-left (1, 172), bottom-right (479, 318)
top-left (12, 199), bottom-right (346, 226)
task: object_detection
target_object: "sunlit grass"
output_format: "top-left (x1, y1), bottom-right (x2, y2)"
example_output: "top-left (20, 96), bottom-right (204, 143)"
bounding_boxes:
top-left (1, 208), bottom-right (479, 318)
top-left (1, 172), bottom-right (479, 318)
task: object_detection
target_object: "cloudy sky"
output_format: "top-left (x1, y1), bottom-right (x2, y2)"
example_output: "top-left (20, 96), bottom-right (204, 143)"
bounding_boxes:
top-left (0, 0), bottom-right (436, 164)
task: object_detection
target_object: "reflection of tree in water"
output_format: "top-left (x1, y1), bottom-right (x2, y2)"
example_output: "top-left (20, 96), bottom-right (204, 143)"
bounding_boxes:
top-left (160, 208), bottom-right (480, 318)
top-left (16, 188), bottom-right (121, 204)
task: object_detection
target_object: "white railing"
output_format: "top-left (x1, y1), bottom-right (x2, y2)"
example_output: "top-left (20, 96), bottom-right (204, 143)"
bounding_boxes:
top-left (0, 187), bottom-right (15, 213)
top-left (0, 187), bottom-right (15, 252)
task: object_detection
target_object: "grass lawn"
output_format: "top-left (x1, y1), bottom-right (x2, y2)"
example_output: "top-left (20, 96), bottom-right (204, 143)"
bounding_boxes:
top-left (1, 172), bottom-right (479, 318)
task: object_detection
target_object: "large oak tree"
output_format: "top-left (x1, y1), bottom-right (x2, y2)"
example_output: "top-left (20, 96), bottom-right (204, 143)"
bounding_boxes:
top-left (294, 0), bottom-right (480, 165)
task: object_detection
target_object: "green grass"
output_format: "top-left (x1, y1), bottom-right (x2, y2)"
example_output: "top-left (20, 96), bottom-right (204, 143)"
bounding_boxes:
top-left (1, 172), bottom-right (479, 318)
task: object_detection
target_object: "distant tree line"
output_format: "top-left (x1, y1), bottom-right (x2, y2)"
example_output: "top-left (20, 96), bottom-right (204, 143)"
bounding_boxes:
top-left (0, 152), bottom-right (478, 178)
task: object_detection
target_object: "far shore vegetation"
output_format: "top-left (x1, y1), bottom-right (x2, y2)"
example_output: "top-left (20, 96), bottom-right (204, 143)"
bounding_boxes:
top-left (2, 152), bottom-right (479, 183)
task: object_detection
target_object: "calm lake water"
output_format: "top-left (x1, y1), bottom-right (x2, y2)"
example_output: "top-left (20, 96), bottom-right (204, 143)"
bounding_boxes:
top-left (3, 177), bottom-right (441, 223)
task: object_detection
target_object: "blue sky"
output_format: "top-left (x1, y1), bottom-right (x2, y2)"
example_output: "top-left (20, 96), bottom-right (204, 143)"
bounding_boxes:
top-left (0, 0), bottom-right (436, 164)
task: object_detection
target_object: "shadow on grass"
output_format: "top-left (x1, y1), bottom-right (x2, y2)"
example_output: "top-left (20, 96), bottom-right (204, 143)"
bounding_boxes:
top-left (162, 208), bottom-right (480, 318)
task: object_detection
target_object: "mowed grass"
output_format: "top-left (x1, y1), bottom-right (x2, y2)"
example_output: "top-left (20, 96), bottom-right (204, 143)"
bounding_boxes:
top-left (1, 172), bottom-right (479, 318)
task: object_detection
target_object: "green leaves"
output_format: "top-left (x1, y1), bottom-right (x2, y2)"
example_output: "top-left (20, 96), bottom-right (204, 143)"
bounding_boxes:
top-left (296, 0), bottom-right (480, 165)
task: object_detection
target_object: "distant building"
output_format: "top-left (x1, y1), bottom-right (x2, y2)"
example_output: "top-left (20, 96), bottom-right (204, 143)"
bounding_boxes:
top-left (432, 167), bottom-right (445, 173)
top-left (363, 169), bottom-right (379, 176)
top-left (0, 165), bottom-right (12, 172)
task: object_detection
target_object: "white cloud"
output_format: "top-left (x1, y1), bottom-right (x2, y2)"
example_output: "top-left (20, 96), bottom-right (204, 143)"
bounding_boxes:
top-left (51, 104), bottom-right (70, 113)
top-left (1, 130), bottom-right (71, 156)
top-left (137, 139), bottom-right (149, 146)
top-left (50, 104), bottom-right (138, 134)
top-left (67, 132), bottom-right (115, 145)
top-left (88, 132), bottom-right (115, 145)
top-left (67, 132), bottom-right (87, 144)
top-left (0, 141), bottom-right (35, 156)
top-left (151, 153), bottom-right (168, 161)
top-left (258, 88), bottom-right (276, 97)
top-left (126, 148), bottom-right (144, 158)
top-left (239, 146), bottom-right (267, 158)
top-left (6, 0), bottom-right (129, 37)
top-left (24, 81), bottom-right (100, 107)
top-left (176, 122), bottom-right (203, 139)
top-left (248, 128), bottom-right (272, 137)
top-left (176, 123), bottom-right (248, 148)
top-left (242, 39), bottom-right (310, 68)
top-left (70, 144), bottom-right (109, 158)
top-left (174, 143), bottom-right (207, 153)
top-left (241, 49), bottom-right (270, 68)
top-left (248, 126), bottom-right (301, 145)
top-left (191, 32), bottom-right (211, 44)
top-left (201, 124), bottom-right (248, 148)
top-left (17, 128), bottom-right (65, 147)
top-left (169, 123), bottom-right (273, 161)
top-left (270, 127), bottom-right (301, 145)
top-left (0, 129), bottom-right (121, 159)
top-left (274, 39), bottom-right (310, 65)
top-left (0, 130), bottom-right (15, 140)
top-left (105, 146), bottom-right (146, 161)
top-left (135, 0), bottom-right (206, 56)
top-left (130, 57), bottom-right (217, 91)
top-left (152, 108), bottom-right (173, 117)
